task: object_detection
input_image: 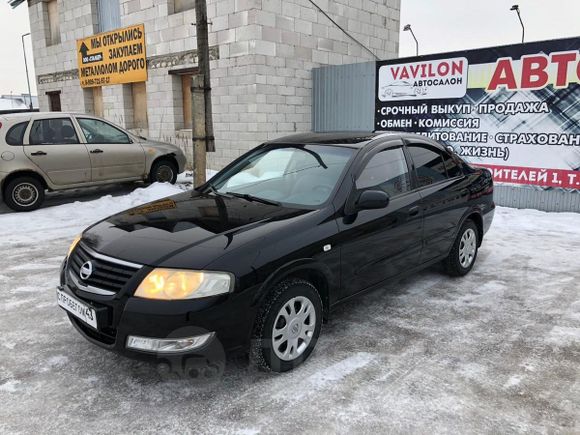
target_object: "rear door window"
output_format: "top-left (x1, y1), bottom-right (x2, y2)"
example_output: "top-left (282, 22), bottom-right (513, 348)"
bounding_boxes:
top-left (440, 149), bottom-right (463, 178)
top-left (5, 122), bottom-right (29, 145)
top-left (407, 144), bottom-right (448, 187)
top-left (29, 118), bottom-right (80, 145)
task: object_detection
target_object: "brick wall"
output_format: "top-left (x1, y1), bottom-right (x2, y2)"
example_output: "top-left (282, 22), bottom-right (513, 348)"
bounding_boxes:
top-left (29, 0), bottom-right (400, 170)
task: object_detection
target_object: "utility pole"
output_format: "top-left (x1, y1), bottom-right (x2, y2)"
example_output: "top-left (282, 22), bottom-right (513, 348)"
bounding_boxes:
top-left (22, 32), bottom-right (33, 111)
top-left (192, 0), bottom-right (215, 187)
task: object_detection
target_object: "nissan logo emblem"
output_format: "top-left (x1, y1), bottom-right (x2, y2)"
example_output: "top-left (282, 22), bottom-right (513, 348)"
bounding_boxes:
top-left (79, 261), bottom-right (94, 280)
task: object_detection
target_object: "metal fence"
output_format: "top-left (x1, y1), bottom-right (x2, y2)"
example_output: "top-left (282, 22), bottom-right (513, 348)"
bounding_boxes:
top-left (312, 63), bottom-right (580, 213)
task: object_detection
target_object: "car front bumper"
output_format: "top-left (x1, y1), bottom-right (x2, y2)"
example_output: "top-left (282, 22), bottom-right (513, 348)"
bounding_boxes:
top-left (58, 261), bottom-right (258, 362)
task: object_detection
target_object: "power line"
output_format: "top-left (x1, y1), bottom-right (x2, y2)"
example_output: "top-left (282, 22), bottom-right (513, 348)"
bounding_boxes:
top-left (307, 0), bottom-right (380, 61)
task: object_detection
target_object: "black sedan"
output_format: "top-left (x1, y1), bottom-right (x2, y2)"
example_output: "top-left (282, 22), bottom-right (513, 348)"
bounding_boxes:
top-left (57, 132), bottom-right (494, 372)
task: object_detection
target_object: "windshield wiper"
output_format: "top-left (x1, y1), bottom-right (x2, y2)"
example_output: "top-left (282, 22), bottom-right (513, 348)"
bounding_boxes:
top-left (226, 192), bottom-right (281, 206)
top-left (202, 183), bottom-right (232, 198)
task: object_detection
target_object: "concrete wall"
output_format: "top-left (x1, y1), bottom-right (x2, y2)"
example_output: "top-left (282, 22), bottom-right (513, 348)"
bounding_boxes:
top-left (28, 0), bottom-right (401, 170)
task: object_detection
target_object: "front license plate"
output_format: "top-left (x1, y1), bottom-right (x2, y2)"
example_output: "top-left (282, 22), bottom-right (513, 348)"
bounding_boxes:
top-left (56, 288), bottom-right (98, 329)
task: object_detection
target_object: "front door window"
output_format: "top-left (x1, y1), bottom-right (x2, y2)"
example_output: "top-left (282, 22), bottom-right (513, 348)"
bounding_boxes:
top-left (77, 118), bottom-right (131, 144)
top-left (356, 147), bottom-right (411, 197)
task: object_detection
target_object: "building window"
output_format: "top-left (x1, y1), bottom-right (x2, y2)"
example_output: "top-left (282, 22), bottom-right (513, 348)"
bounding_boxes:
top-left (131, 82), bottom-right (148, 129)
top-left (181, 75), bottom-right (193, 130)
top-left (46, 0), bottom-right (61, 46)
top-left (172, 0), bottom-right (195, 14)
top-left (97, 0), bottom-right (121, 33)
top-left (46, 91), bottom-right (62, 112)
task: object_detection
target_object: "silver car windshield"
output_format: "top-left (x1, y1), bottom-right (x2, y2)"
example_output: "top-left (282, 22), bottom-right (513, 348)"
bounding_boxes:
top-left (213, 145), bottom-right (355, 207)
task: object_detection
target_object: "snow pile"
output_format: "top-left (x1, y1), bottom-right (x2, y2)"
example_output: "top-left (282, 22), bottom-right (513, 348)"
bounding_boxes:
top-left (0, 170), bottom-right (218, 246)
top-left (0, 183), bottom-right (182, 245)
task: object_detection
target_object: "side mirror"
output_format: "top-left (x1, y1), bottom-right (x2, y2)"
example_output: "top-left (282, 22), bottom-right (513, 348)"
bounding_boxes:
top-left (356, 189), bottom-right (390, 210)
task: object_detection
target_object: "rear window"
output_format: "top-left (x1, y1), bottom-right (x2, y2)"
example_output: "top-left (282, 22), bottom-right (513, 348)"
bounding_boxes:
top-left (5, 122), bottom-right (28, 146)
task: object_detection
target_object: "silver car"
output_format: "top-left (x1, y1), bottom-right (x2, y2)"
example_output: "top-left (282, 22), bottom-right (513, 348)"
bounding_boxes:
top-left (0, 112), bottom-right (187, 211)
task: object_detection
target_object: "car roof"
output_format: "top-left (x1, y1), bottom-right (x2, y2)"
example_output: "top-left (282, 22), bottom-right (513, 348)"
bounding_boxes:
top-left (0, 111), bottom-right (88, 121)
top-left (266, 131), bottom-right (400, 148)
top-left (265, 131), bottom-right (449, 152)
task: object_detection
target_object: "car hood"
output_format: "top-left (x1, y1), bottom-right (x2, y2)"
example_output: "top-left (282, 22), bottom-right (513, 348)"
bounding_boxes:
top-left (82, 191), bottom-right (310, 268)
top-left (140, 138), bottom-right (182, 154)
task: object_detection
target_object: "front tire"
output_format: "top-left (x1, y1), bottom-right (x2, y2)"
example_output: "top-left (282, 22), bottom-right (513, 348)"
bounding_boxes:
top-left (4, 177), bottom-right (45, 212)
top-left (149, 159), bottom-right (178, 184)
top-left (251, 279), bottom-right (323, 372)
top-left (444, 220), bottom-right (479, 276)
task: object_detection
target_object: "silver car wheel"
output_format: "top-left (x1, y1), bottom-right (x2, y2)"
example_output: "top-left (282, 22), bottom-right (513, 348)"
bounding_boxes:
top-left (156, 165), bottom-right (174, 183)
top-left (459, 228), bottom-right (477, 268)
top-left (272, 296), bottom-right (316, 361)
top-left (12, 183), bottom-right (39, 207)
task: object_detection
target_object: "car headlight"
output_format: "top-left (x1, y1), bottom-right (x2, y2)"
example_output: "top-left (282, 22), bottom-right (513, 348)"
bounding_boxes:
top-left (67, 235), bottom-right (82, 258)
top-left (134, 269), bottom-right (233, 300)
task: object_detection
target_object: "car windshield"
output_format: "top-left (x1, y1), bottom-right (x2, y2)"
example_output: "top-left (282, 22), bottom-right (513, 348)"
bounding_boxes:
top-left (210, 144), bottom-right (355, 207)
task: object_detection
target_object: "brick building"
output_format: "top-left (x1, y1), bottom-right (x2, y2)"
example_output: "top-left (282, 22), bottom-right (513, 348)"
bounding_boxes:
top-left (20, 0), bottom-right (400, 169)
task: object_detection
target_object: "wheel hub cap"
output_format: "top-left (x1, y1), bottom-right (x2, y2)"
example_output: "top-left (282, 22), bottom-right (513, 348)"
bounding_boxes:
top-left (13, 183), bottom-right (38, 206)
top-left (157, 165), bottom-right (173, 182)
top-left (272, 296), bottom-right (316, 361)
top-left (459, 228), bottom-right (477, 268)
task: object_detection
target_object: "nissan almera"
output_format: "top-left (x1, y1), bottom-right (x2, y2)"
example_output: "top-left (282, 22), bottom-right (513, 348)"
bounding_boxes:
top-left (57, 132), bottom-right (494, 372)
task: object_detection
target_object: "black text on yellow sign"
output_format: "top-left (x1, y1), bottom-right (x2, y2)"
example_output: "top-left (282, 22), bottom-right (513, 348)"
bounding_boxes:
top-left (77, 24), bottom-right (147, 88)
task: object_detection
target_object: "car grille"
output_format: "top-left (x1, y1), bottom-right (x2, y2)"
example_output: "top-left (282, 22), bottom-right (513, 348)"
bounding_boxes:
top-left (67, 243), bottom-right (142, 295)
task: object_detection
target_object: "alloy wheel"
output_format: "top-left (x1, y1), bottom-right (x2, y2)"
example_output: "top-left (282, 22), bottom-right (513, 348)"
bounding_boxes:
top-left (459, 228), bottom-right (477, 268)
top-left (272, 296), bottom-right (316, 361)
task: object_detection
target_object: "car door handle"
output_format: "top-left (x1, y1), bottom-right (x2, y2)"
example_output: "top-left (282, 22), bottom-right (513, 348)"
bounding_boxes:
top-left (30, 151), bottom-right (47, 156)
top-left (90, 149), bottom-right (104, 154)
top-left (408, 206), bottom-right (420, 217)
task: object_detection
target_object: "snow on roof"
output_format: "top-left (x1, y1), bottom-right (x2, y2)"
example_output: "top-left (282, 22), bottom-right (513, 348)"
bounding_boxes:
top-left (0, 94), bottom-right (38, 110)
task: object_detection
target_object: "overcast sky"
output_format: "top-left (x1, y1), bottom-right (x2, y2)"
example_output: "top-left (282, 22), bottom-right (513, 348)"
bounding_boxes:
top-left (0, 0), bottom-right (578, 96)
top-left (398, 0), bottom-right (580, 57)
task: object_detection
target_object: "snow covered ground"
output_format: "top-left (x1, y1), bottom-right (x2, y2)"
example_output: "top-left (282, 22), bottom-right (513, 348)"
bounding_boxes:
top-left (0, 182), bottom-right (579, 434)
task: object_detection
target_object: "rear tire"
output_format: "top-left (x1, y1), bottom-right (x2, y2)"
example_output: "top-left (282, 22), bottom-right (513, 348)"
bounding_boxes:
top-left (250, 279), bottom-right (323, 373)
top-left (443, 220), bottom-right (479, 276)
top-left (149, 159), bottom-right (178, 184)
top-left (4, 177), bottom-right (45, 212)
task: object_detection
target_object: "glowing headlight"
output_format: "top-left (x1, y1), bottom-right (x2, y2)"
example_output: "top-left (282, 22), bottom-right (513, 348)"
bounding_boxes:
top-left (134, 268), bottom-right (233, 300)
top-left (67, 235), bottom-right (82, 257)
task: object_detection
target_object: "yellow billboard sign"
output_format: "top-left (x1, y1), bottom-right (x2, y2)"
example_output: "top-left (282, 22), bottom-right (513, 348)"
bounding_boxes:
top-left (77, 24), bottom-right (147, 88)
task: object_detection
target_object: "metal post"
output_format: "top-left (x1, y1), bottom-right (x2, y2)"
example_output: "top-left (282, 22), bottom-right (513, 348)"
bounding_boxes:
top-left (21, 32), bottom-right (33, 110)
top-left (516, 9), bottom-right (525, 43)
top-left (510, 5), bottom-right (525, 44)
top-left (409, 28), bottom-right (419, 56)
top-left (192, 75), bottom-right (207, 187)
top-left (191, 0), bottom-right (215, 187)
top-left (403, 24), bottom-right (419, 57)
